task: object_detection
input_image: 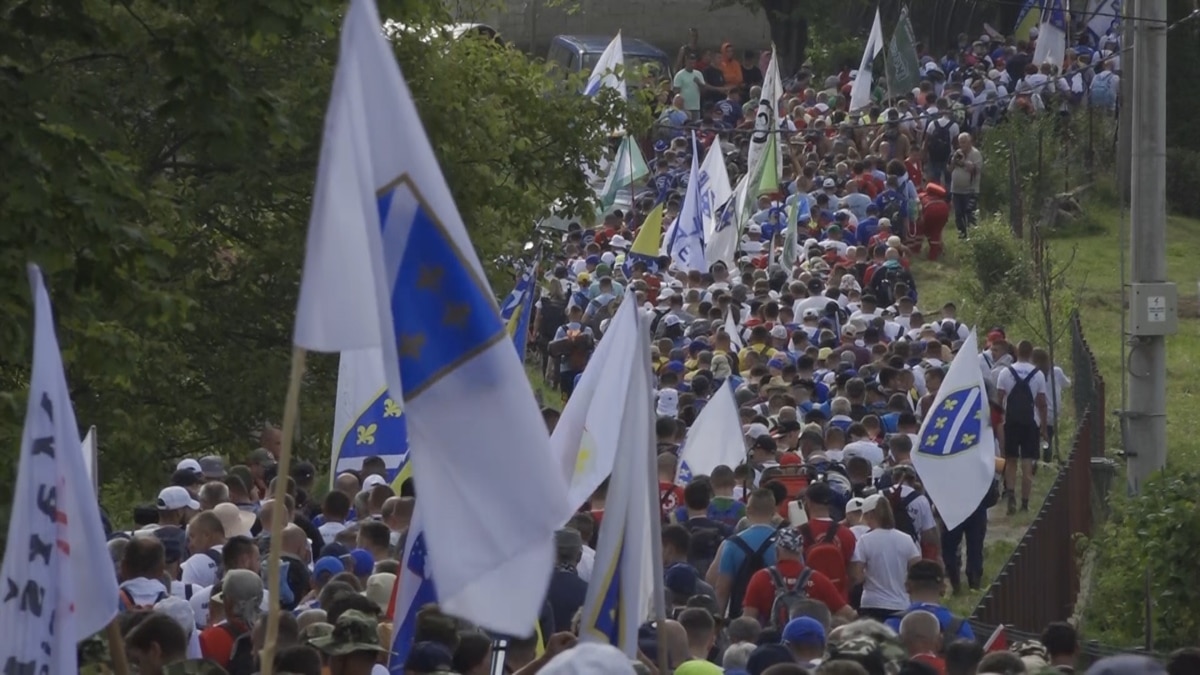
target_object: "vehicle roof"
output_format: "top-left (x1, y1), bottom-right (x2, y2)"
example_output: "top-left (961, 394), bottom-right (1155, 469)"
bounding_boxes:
top-left (551, 35), bottom-right (668, 58)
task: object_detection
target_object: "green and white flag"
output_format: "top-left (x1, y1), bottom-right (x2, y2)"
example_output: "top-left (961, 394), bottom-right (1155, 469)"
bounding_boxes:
top-left (886, 7), bottom-right (922, 97)
top-left (598, 135), bottom-right (648, 211)
top-left (781, 196), bottom-right (799, 270)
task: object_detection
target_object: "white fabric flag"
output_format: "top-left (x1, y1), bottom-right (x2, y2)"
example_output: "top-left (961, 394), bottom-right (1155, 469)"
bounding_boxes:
top-left (292, 0), bottom-right (569, 635)
top-left (698, 135), bottom-right (733, 241)
top-left (676, 381), bottom-right (746, 483)
top-left (578, 304), bottom-right (658, 656)
top-left (742, 47), bottom-right (781, 216)
top-left (912, 330), bottom-right (998, 530)
top-left (0, 265), bottom-right (119, 674)
top-left (585, 32), bottom-right (627, 99)
top-left (724, 309), bottom-right (744, 352)
top-left (667, 133), bottom-right (707, 272)
top-left (330, 349), bottom-right (409, 482)
top-left (850, 9), bottom-right (885, 112)
top-left (551, 290), bottom-right (645, 515)
top-left (1032, 0), bottom-right (1068, 72)
top-left (81, 426), bottom-right (97, 490)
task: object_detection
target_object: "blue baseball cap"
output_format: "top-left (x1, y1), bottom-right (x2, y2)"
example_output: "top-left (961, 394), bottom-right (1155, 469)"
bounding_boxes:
top-left (348, 548), bottom-right (375, 577)
top-left (313, 556), bottom-right (345, 583)
top-left (664, 563), bottom-right (698, 597)
top-left (782, 616), bottom-right (826, 646)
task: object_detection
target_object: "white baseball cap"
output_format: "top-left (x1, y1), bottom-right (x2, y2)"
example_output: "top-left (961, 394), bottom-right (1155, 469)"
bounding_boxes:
top-left (156, 486), bottom-right (200, 511)
top-left (845, 497), bottom-right (866, 514)
top-left (175, 458), bottom-right (202, 475)
top-left (363, 474), bottom-right (389, 490)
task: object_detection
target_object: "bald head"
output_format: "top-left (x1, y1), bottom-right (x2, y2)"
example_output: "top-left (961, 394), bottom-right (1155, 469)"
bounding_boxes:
top-left (899, 610), bottom-right (941, 654)
top-left (281, 523), bottom-right (307, 557)
top-left (334, 472), bottom-right (360, 497)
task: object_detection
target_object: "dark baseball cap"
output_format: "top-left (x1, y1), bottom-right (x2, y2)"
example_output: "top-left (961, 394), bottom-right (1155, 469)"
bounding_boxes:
top-left (198, 455), bottom-right (227, 479)
top-left (248, 448), bottom-right (276, 467)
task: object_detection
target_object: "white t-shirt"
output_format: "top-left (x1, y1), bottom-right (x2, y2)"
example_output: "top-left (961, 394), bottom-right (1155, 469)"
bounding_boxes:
top-left (181, 546), bottom-right (223, 587)
top-left (842, 441), bottom-right (886, 467)
top-left (896, 485), bottom-right (937, 533)
top-left (319, 521), bottom-right (348, 546)
top-left (852, 527), bottom-right (920, 611)
top-left (850, 524), bottom-right (871, 540)
top-left (578, 545), bottom-right (596, 583)
top-left (996, 361), bottom-right (1049, 427)
top-left (1044, 365), bottom-right (1071, 423)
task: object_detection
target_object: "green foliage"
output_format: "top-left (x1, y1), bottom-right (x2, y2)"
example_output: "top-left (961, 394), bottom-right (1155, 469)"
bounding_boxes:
top-left (0, 0), bottom-right (627, 531)
top-left (958, 218), bottom-right (1035, 330)
top-left (1166, 149), bottom-right (1200, 218)
top-left (1084, 471), bottom-right (1200, 649)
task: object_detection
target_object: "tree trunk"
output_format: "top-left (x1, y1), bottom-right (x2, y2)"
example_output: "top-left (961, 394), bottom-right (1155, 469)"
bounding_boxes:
top-left (759, 0), bottom-right (809, 79)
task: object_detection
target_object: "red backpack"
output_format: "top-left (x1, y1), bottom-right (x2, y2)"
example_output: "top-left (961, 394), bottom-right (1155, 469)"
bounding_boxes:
top-left (799, 522), bottom-right (848, 598)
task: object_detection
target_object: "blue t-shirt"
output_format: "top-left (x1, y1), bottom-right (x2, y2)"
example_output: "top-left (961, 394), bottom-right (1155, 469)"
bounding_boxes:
top-left (718, 524), bottom-right (778, 577)
top-left (881, 412), bottom-right (901, 434)
top-left (856, 216), bottom-right (880, 246)
top-left (886, 602), bottom-right (975, 641)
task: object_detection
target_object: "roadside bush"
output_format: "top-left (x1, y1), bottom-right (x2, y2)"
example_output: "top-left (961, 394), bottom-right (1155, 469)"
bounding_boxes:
top-left (1084, 470), bottom-right (1200, 650)
top-left (959, 217), bottom-right (1035, 330)
top-left (1166, 148), bottom-right (1200, 218)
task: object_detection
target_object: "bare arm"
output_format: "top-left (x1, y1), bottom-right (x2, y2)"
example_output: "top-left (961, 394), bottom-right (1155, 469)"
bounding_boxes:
top-left (849, 560), bottom-right (866, 585)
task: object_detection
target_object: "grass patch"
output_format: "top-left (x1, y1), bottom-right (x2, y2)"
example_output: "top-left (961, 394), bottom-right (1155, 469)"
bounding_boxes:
top-left (946, 538), bottom-right (1018, 616)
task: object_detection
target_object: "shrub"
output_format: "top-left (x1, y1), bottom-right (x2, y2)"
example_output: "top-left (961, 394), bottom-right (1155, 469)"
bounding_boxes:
top-left (1166, 148), bottom-right (1200, 218)
top-left (959, 217), bottom-right (1035, 330)
top-left (1084, 470), bottom-right (1200, 650)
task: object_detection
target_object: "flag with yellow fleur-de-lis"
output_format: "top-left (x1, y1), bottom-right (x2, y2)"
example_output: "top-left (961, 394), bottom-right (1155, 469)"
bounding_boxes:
top-left (331, 347), bottom-right (410, 488)
top-left (912, 330), bottom-right (997, 530)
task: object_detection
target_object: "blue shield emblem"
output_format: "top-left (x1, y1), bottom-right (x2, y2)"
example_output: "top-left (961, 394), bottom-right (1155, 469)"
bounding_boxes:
top-left (918, 386), bottom-right (985, 457)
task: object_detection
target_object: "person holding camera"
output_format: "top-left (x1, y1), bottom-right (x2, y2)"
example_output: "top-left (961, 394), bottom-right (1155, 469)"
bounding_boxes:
top-left (949, 132), bottom-right (983, 238)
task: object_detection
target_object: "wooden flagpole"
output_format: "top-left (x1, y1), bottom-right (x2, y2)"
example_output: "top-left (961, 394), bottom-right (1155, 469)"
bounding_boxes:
top-left (258, 347), bottom-right (308, 675)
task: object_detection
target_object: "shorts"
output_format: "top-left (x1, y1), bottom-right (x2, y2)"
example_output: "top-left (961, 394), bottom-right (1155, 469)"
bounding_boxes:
top-left (1003, 422), bottom-right (1041, 460)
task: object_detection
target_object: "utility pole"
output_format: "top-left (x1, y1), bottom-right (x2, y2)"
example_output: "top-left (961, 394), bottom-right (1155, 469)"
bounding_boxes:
top-left (1125, 0), bottom-right (1175, 493)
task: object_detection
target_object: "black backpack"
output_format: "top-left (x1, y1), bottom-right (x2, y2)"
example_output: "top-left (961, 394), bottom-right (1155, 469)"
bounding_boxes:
top-left (927, 120), bottom-right (954, 162)
top-left (886, 487), bottom-right (923, 541)
top-left (221, 625), bottom-right (256, 675)
top-left (727, 526), bottom-right (782, 618)
top-left (1004, 366), bottom-right (1039, 425)
top-left (873, 265), bottom-right (906, 307)
top-left (683, 519), bottom-right (726, 575)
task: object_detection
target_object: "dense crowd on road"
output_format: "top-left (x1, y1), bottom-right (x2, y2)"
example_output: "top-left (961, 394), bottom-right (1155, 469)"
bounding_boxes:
top-left (78, 17), bottom-right (1198, 675)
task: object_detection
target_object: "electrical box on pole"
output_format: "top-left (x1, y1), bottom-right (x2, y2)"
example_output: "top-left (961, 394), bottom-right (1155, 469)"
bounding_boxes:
top-left (1128, 282), bottom-right (1179, 336)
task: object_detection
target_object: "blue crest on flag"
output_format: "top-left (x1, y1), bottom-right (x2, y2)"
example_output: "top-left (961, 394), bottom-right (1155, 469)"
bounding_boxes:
top-left (378, 180), bottom-right (504, 399)
top-left (335, 389), bottom-right (409, 481)
top-left (583, 548), bottom-right (624, 644)
top-left (918, 386), bottom-right (985, 457)
top-left (677, 460), bottom-right (693, 484)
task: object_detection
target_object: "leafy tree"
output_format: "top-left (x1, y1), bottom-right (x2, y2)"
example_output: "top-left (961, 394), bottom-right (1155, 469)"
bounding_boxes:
top-left (0, 0), bottom-right (629, 534)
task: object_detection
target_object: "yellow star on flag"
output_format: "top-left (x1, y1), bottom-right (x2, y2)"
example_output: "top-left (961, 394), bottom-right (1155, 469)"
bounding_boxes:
top-left (924, 434), bottom-right (939, 447)
top-left (935, 416), bottom-right (948, 429)
top-left (356, 423), bottom-right (378, 445)
top-left (383, 398), bottom-right (402, 418)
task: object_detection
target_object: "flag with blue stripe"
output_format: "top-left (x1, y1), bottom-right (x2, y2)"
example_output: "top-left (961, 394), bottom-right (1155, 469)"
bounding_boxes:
top-left (911, 330), bottom-right (997, 530)
top-left (1043, 0), bottom-right (1068, 32)
top-left (293, 0), bottom-right (570, 635)
top-left (388, 517), bottom-right (437, 672)
top-left (331, 349), bottom-right (410, 489)
top-left (667, 133), bottom-right (707, 273)
top-left (577, 290), bottom-right (659, 657)
top-left (501, 256), bottom-right (540, 360)
top-left (585, 33), bottom-right (626, 98)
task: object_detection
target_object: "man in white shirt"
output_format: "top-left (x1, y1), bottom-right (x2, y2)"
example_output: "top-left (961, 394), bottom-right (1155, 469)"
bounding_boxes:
top-left (181, 510), bottom-right (227, 588)
top-left (996, 340), bottom-right (1049, 515)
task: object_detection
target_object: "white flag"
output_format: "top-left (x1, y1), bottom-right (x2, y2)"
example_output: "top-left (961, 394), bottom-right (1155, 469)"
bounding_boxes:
top-left (698, 135), bottom-right (733, 241)
top-left (667, 133), bottom-right (707, 272)
top-left (585, 32), bottom-right (627, 99)
top-left (331, 349), bottom-right (410, 488)
top-left (0, 266), bottom-right (119, 674)
top-left (724, 308), bottom-right (744, 352)
top-left (551, 290), bottom-right (645, 516)
top-left (743, 47), bottom-right (781, 216)
top-left (578, 303), bottom-right (658, 656)
top-left (850, 9), bottom-right (885, 112)
top-left (292, 0), bottom-right (569, 634)
top-left (912, 330), bottom-right (997, 530)
top-left (81, 426), bottom-right (97, 491)
top-left (676, 381), bottom-right (746, 483)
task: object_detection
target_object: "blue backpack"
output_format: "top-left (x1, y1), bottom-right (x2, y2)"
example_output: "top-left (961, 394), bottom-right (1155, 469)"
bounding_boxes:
top-left (1090, 73), bottom-right (1117, 109)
